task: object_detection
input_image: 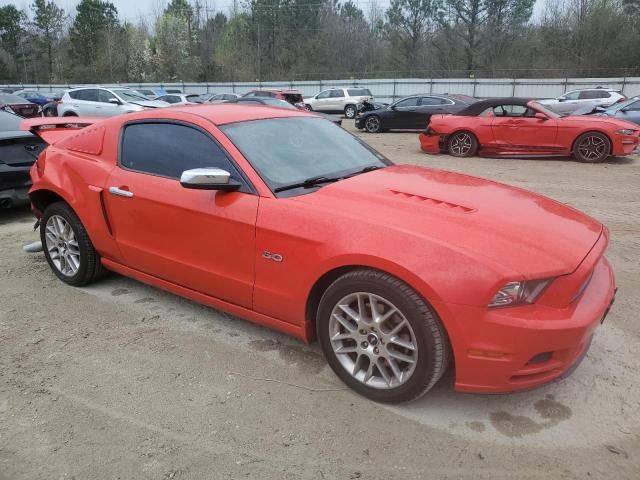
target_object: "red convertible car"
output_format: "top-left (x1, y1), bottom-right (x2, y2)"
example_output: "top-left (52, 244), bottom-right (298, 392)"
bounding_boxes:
top-left (22, 106), bottom-right (616, 403)
top-left (420, 97), bottom-right (639, 162)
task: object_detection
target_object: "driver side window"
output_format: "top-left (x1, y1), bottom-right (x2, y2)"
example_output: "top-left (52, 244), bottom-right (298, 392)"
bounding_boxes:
top-left (97, 90), bottom-right (115, 103)
top-left (561, 91), bottom-right (580, 101)
top-left (120, 122), bottom-right (249, 191)
top-left (395, 97), bottom-right (419, 108)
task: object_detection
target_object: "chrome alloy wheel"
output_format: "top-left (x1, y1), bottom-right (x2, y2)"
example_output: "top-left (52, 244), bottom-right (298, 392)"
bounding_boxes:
top-left (365, 116), bottom-right (380, 133)
top-left (329, 292), bottom-right (418, 389)
top-left (345, 105), bottom-right (357, 118)
top-left (44, 215), bottom-right (81, 277)
top-left (449, 132), bottom-right (473, 155)
top-left (578, 135), bottom-right (607, 161)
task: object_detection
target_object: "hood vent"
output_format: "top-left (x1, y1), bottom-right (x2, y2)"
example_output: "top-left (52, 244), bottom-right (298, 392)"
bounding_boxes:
top-left (390, 190), bottom-right (474, 213)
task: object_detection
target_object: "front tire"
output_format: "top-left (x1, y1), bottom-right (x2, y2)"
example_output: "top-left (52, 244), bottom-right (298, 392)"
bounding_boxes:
top-left (364, 115), bottom-right (382, 133)
top-left (62, 111), bottom-right (78, 117)
top-left (447, 131), bottom-right (478, 157)
top-left (573, 132), bottom-right (611, 163)
top-left (344, 104), bottom-right (357, 119)
top-left (317, 270), bottom-right (450, 403)
top-left (40, 202), bottom-right (107, 286)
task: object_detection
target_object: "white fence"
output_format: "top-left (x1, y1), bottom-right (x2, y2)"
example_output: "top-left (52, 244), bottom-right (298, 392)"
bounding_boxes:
top-left (3, 77), bottom-right (640, 102)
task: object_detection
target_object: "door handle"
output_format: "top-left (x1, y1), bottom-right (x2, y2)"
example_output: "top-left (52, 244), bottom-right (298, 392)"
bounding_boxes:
top-left (109, 186), bottom-right (134, 198)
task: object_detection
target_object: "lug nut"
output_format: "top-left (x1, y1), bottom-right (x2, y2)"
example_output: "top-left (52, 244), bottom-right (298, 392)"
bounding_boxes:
top-left (374, 347), bottom-right (379, 355)
top-left (360, 329), bottom-right (367, 335)
top-left (361, 341), bottom-right (368, 348)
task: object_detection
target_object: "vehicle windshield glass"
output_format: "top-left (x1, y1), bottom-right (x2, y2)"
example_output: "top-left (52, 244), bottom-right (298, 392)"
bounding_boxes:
top-left (113, 89), bottom-right (149, 102)
top-left (604, 96), bottom-right (639, 113)
top-left (530, 101), bottom-right (561, 118)
top-left (348, 88), bottom-right (371, 96)
top-left (0, 110), bottom-right (22, 131)
top-left (221, 117), bottom-right (390, 196)
top-left (262, 98), bottom-right (297, 110)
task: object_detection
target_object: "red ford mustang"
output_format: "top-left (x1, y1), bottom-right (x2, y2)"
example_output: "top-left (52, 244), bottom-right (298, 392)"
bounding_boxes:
top-left (23, 106), bottom-right (616, 403)
top-left (420, 97), bottom-right (639, 162)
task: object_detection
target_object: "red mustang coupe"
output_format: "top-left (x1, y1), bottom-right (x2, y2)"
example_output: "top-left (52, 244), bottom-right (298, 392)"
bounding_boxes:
top-left (23, 106), bottom-right (616, 403)
top-left (420, 97), bottom-right (639, 162)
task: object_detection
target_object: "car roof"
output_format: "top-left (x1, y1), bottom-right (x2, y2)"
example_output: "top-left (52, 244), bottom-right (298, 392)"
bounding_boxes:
top-left (457, 97), bottom-right (534, 116)
top-left (140, 104), bottom-right (312, 125)
top-left (250, 88), bottom-right (302, 94)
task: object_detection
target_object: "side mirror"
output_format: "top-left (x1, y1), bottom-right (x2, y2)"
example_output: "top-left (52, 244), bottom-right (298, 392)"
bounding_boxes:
top-left (180, 168), bottom-right (241, 191)
top-left (557, 97), bottom-right (566, 102)
top-left (109, 98), bottom-right (121, 105)
top-left (534, 112), bottom-right (548, 121)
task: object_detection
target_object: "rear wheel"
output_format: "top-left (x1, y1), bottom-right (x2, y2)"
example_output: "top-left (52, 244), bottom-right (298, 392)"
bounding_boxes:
top-left (62, 111), bottom-right (78, 117)
top-left (317, 269), bottom-right (450, 403)
top-left (573, 132), bottom-right (611, 163)
top-left (447, 131), bottom-right (478, 157)
top-left (344, 104), bottom-right (357, 119)
top-left (364, 115), bottom-right (382, 133)
top-left (40, 202), bottom-right (107, 286)
top-left (304, 104), bottom-right (313, 111)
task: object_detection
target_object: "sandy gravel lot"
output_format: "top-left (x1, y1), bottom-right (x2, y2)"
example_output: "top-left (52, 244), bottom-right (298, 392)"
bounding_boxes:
top-left (1, 121), bottom-right (639, 479)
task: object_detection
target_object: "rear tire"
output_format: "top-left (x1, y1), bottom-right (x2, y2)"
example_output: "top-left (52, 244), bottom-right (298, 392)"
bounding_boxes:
top-left (344, 104), bottom-right (357, 119)
top-left (447, 131), bottom-right (478, 157)
top-left (573, 132), bottom-right (611, 163)
top-left (304, 104), bottom-right (313, 111)
top-left (40, 202), bottom-right (107, 286)
top-left (62, 112), bottom-right (78, 117)
top-left (317, 269), bottom-right (450, 404)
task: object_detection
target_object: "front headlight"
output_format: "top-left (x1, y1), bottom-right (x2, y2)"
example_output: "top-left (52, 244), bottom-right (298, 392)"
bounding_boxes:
top-left (488, 279), bottom-right (553, 308)
top-left (617, 129), bottom-right (636, 135)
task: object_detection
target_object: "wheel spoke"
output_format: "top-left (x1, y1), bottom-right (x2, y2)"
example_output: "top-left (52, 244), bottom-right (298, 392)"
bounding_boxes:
top-left (333, 313), bottom-right (357, 333)
top-left (335, 344), bottom-right (358, 354)
top-left (389, 335), bottom-right (415, 351)
top-left (338, 304), bottom-right (360, 324)
top-left (376, 359), bottom-right (392, 386)
top-left (388, 349), bottom-right (416, 364)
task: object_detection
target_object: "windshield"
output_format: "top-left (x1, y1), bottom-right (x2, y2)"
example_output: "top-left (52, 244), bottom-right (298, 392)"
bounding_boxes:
top-left (221, 117), bottom-right (390, 197)
top-left (603, 96), bottom-right (638, 113)
top-left (113, 89), bottom-right (150, 102)
top-left (262, 98), bottom-right (297, 110)
top-left (348, 88), bottom-right (371, 96)
top-left (530, 101), bottom-right (561, 118)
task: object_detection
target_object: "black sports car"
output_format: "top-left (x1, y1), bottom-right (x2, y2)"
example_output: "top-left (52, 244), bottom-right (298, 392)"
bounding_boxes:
top-left (355, 94), bottom-right (476, 133)
top-left (0, 110), bottom-right (46, 208)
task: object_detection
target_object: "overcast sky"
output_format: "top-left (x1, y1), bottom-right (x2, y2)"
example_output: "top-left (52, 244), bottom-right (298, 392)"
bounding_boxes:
top-left (1, 0), bottom-right (546, 22)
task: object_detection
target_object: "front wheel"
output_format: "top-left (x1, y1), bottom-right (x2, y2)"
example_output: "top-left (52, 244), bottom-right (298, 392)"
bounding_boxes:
top-left (364, 115), bottom-right (382, 133)
top-left (317, 270), bottom-right (450, 403)
top-left (573, 132), bottom-right (611, 163)
top-left (40, 202), bottom-right (107, 286)
top-left (344, 104), bottom-right (357, 119)
top-left (447, 131), bottom-right (478, 157)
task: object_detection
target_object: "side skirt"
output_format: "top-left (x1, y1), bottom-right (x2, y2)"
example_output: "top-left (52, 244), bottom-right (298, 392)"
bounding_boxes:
top-left (100, 257), bottom-right (310, 343)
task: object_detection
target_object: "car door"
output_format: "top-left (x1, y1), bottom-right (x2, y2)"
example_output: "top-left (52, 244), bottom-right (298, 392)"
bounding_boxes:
top-left (95, 89), bottom-right (124, 116)
top-left (328, 89), bottom-right (345, 111)
top-left (416, 97), bottom-right (451, 129)
top-left (69, 89), bottom-right (99, 115)
top-left (389, 97), bottom-right (421, 129)
top-left (312, 90), bottom-right (332, 111)
top-left (490, 105), bottom-right (558, 152)
top-left (104, 120), bottom-right (259, 308)
top-left (616, 99), bottom-right (640, 125)
top-left (554, 91), bottom-right (580, 114)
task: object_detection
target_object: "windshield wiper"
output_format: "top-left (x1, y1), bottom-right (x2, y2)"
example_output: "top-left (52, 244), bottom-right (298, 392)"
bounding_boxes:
top-left (274, 175), bottom-right (341, 193)
top-left (345, 165), bottom-right (383, 178)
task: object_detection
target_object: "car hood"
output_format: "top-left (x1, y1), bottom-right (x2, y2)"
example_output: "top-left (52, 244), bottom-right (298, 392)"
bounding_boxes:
top-left (559, 114), bottom-right (638, 129)
top-left (292, 165), bottom-right (602, 277)
top-left (128, 100), bottom-right (170, 108)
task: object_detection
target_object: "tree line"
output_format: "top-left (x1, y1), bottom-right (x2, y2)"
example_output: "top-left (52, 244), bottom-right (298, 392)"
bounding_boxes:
top-left (1, 0), bottom-right (639, 85)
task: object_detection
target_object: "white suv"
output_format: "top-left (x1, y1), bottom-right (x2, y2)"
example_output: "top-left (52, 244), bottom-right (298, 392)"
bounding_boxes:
top-left (537, 88), bottom-right (626, 115)
top-left (58, 87), bottom-right (169, 117)
top-left (304, 87), bottom-right (373, 118)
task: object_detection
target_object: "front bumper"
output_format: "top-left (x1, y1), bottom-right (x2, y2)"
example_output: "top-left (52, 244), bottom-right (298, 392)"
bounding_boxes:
top-left (613, 134), bottom-right (639, 155)
top-left (354, 117), bottom-right (365, 129)
top-left (418, 132), bottom-right (442, 153)
top-left (438, 255), bottom-right (616, 393)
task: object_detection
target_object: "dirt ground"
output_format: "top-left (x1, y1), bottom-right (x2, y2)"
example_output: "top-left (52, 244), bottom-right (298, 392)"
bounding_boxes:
top-left (1, 121), bottom-right (639, 479)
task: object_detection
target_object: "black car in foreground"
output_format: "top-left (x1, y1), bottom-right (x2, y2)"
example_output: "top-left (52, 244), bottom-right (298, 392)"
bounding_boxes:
top-left (355, 94), bottom-right (476, 133)
top-left (0, 110), bottom-right (46, 208)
